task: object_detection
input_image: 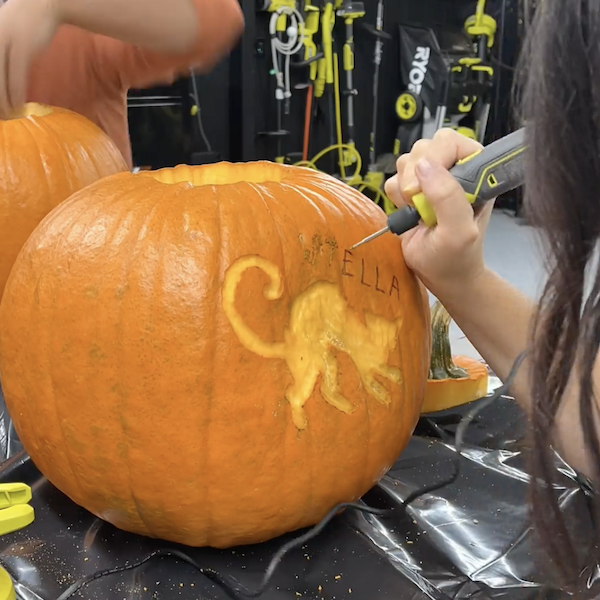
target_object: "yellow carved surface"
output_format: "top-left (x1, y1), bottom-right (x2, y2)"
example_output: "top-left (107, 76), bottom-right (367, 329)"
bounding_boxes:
top-left (222, 256), bottom-right (403, 430)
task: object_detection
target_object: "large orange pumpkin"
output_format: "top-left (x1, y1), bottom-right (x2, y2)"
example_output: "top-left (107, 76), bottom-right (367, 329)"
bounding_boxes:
top-left (0, 163), bottom-right (430, 548)
top-left (0, 103), bottom-right (127, 300)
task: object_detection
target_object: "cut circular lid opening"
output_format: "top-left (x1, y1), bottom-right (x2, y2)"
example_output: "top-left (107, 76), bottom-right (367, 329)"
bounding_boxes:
top-left (8, 103), bottom-right (54, 120)
top-left (140, 162), bottom-right (288, 187)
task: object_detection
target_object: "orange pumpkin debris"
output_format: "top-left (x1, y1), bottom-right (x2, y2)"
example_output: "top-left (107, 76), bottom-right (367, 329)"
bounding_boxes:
top-left (0, 103), bottom-right (127, 300)
top-left (0, 162), bottom-right (430, 548)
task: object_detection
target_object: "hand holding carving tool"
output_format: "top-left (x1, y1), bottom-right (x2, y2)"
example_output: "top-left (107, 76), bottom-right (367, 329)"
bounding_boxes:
top-left (349, 128), bottom-right (527, 250)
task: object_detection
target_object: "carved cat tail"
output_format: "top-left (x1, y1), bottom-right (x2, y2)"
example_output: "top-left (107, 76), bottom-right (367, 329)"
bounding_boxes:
top-left (221, 256), bottom-right (287, 359)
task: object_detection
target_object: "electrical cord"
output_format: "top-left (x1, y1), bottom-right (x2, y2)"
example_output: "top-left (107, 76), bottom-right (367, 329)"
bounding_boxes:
top-left (51, 352), bottom-right (528, 600)
top-left (293, 143), bottom-right (362, 182)
top-left (189, 71), bottom-right (213, 153)
top-left (292, 144), bottom-right (390, 207)
top-left (269, 7), bottom-right (305, 107)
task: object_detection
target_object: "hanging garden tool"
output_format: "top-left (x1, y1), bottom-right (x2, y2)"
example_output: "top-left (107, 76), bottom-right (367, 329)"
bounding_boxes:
top-left (257, 0), bottom-right (305, 163)
top-left (293, 0), bottom-right (393, 211)
top-left (336, 1), bottom-right (365, 179)
top-left (317, 0), bottom-right (337, 172)
top-left (288, 0), bottom-right (323, 163)
top-left (361, 0), bottom-right (394, 213)
top-left (290, 0), bottom-right (392, 209)
top-left (463, 0), bottom-right (497, 143)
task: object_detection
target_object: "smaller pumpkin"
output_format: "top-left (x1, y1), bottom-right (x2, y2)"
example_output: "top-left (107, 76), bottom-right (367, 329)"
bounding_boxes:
top-left (421, 300), bottom-right (488, 414)
top-left (0, 103), bottom-right (127, 300)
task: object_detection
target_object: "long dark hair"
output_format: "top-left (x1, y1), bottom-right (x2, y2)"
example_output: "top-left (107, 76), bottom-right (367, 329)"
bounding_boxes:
top-left (518, 0), bottom-right (600, 591)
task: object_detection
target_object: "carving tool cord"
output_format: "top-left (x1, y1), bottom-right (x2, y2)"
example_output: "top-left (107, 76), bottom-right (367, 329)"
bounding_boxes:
top-left (52, 353), bottom-right (527, 600)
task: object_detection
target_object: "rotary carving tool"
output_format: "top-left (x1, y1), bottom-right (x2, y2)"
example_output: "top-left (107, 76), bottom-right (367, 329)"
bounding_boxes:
top-left (350, 127), bottom-right (526, 250)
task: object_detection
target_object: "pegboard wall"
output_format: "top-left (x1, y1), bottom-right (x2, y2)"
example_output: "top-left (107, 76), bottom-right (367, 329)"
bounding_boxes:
top-left (128, 0), bottom-right (520, 170)
top-left (228, 0), bottom-right (520, 165)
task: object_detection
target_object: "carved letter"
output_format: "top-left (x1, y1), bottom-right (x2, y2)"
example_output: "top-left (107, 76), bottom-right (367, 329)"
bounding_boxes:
top-left (342, 249), bottom-right (354, 277)
top-left (360, 259), bottom-right (371, 287)
top-left (375, 267), bottom-right (385, 294)
top-left (325, 237), bottom-right (338, 266)
top-left (389, 276), bottom-right (400, 300)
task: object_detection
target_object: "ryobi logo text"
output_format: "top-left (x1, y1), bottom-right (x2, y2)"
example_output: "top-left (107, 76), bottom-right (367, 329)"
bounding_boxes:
top-left (408, 46), bottom-right (430, 95)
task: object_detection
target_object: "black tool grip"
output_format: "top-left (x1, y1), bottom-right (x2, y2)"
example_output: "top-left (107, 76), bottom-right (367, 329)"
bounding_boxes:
top-left (387, 207), bottom-right (420, 236)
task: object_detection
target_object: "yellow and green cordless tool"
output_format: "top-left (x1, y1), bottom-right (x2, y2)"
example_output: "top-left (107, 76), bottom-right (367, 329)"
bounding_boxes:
top-left (350, 127), bottom-right (526, 249)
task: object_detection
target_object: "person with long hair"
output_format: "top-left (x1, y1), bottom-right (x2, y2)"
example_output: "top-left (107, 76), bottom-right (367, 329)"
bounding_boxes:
top-left (0, 0), bottom-right (244, 167)
top-left (385, 0), bottom-right (600, 592)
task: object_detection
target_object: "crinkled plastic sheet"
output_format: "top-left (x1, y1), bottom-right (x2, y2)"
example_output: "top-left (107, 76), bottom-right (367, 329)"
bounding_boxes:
top-left (0, 382), bottom-right (596, 600)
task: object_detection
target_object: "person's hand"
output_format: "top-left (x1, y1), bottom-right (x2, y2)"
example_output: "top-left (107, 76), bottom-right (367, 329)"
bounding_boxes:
top-left (0, 0), bottom-right (61, 119)
top-left (384, 128), bottom-right (493, 300)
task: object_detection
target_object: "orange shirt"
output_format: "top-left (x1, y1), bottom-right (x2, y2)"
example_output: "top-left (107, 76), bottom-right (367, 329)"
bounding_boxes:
top-left (27, 0), bottom-right (244, 168)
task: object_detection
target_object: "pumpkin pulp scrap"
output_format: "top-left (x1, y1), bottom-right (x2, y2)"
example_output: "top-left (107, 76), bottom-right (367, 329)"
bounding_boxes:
top-left (421, 300), bottom-right (488, 414)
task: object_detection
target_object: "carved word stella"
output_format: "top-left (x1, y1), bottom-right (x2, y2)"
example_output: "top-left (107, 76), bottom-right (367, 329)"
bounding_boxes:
top-left (300, 233), bottom-right (401, 300)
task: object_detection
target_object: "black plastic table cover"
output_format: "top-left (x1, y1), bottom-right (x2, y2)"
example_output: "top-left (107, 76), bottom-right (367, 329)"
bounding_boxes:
top-left (0, 384), bottom-right (596, 600)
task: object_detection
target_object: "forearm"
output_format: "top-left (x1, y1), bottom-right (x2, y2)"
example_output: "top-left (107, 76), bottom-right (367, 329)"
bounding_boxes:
top-left (435, 269), bottom-right (600, 477)
top-left (432, 268), bottom-right (535, 410)
top-left (54, 0), bottom-right (199, 54)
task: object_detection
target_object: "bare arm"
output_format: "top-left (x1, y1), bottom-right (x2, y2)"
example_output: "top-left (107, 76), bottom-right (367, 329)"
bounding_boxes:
top-left (53, 0), bottom-right (202, 54)
top-left (385, 128), bottom-right (596, 478)
top-left (435, 268), bottom-right (534, 402)
top-left (85, 0), bottom-right (244, 91)
top-left (437, 266), bottom-right (597, 478)
top-left (0, 0), bottom-right (243, 121)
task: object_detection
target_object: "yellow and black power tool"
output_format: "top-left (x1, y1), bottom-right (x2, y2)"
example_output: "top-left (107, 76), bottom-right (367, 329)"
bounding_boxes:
top-left (351, 127), bottom-right (526, 248)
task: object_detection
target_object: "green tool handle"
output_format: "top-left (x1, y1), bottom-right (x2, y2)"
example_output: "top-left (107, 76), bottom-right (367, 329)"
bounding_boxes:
top-left (411, 127), bottom-right (526, 227)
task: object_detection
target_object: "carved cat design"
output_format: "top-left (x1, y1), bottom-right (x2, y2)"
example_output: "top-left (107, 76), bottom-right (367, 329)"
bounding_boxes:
top-left (222, 255), bottom-right (403, 430)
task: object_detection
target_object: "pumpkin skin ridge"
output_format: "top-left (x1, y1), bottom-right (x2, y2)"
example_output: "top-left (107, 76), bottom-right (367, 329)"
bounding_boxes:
top-left (284, 180), bottom-right (322, 534)
top-left (110, 190), bottom-right (177, 537)
top-left (207, 176), bottom-right (225, 545)
top-left (0, 163), bottom-right (430, 548)
top-left (226, 183), bottom-right (314, 536)
top-left (119, 194), bottom-right (168, 539)
top-left (11, 194), bottom-right (95, 514)
top-left (47, 116), bottom-right (110, 183)
top-left (283, 180), bottom-right (329, 529)
top-left (47, 204), bottom-right (92, 511)
top-left (267, 180), bottom-right (316, 533)
top-left (280, 177), bottom-right (361, 514)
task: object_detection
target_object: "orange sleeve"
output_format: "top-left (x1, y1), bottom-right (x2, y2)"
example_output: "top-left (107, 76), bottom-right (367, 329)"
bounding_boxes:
top-left (95, 0), bottom-right (244, 90)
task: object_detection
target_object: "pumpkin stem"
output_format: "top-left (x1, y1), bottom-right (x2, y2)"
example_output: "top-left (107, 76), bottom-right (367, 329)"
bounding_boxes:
top-left (429, 300), bottom-right (468, 380)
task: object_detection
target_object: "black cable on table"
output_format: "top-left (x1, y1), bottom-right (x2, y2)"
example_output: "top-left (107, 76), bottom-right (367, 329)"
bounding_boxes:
top-left (55, 352), bottom-right (528, 600)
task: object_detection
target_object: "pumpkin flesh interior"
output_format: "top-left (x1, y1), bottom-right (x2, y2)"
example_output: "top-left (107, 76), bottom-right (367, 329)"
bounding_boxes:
top-left (11, 103), bottom-right (54, 119)
top-left (146, 162), bottom-right (286, 187)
